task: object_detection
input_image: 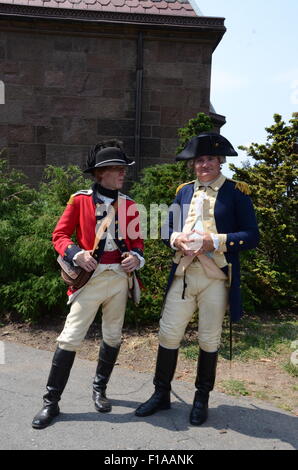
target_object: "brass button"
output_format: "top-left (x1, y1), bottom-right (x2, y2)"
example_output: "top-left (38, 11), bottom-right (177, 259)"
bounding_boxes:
top-left (239, 240), bottom-right (244, 245)
top-left (229, 241), bottom-right (235, 246)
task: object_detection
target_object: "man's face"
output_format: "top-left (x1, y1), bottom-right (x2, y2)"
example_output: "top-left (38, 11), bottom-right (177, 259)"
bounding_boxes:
top-left (193, 155), bottom-right (221, 182)
top-left (95, 165), bottom-right (127, 190)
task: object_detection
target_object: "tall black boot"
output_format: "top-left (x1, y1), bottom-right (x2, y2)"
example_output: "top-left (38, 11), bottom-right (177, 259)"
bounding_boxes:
top-left (135, 345), bottom-right (178, 417)
top-left (92, 341), bottom-right (120, 413)
top-left (32, 347), bottom-right (76, 429)
top-left (189, 348), bottom-right (218, 426)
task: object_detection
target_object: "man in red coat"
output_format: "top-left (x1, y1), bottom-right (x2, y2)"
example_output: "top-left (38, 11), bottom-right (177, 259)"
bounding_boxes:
top-left (32, 140), bottom-right (144, 429)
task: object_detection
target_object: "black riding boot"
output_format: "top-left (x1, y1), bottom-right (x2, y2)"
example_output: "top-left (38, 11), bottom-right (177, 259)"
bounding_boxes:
top-left (189, 348), bottom-right (218, 426)
top-left (92, 341), bottom-right (120, 413)
top-left (32, 347), bottom-right (76, 429)
top-left (135, 345), bottom-right (179, 417)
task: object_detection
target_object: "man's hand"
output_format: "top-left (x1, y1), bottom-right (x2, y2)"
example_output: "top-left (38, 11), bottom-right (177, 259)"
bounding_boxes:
top-left (193, 231), bottom-right (215, 254)
top-left (75, 251), bottom-right (97, 272)
top-left (174, 232), bottom-right (198, 256)
top-left (121, 253), bottom-right (140, 273)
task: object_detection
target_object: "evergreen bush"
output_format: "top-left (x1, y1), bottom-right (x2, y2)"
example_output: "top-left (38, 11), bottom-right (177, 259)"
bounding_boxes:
top-left (0, 160), bottom-right (89, 322)
top-left (231, 113), bottom-right (298, 311)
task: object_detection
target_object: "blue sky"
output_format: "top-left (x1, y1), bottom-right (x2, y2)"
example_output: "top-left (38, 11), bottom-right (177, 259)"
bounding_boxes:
top-left (190, 0), bottom-right (298, 175)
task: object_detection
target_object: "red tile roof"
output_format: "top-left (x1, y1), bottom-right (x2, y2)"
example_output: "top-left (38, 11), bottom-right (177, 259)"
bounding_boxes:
top-left (2, 0), bottom-right (197, 17)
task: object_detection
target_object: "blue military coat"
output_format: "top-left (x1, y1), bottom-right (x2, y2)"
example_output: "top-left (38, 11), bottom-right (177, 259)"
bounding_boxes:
top-left (162, 178), bottom-right (260, 322)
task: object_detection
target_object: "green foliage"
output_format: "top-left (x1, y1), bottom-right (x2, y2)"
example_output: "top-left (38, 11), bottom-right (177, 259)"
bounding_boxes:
top-left (283, 362), bottom-right (298, 378)
top-left (0, 159), bottom-right (90, 322)
top-left (176, 112), bottom-right (214, 154)
top-left (180, 314), bottom-right (298, 362)
top-left (219, 379), bottom-right (250, 397)
top-left (40, 165), bottom-right (87, 209)
top-left (220, 314), bottom-right (298, 361)
top-left (130, 162), bottom-right (191, 208)
top-left (230, 113), bottom-right (298, 311)
top-left (0, 157), bottom-right (38, 284)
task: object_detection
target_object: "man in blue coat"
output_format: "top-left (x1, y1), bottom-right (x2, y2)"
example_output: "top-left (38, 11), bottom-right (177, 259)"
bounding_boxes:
top-left (135, 132), bottom-right (259, 425)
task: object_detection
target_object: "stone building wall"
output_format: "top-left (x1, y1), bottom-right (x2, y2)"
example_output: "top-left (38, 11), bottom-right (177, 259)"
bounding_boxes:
top-left (0, 19), bottom-right (223, 185)
top-left (141, 38), bottom-right (213, 168)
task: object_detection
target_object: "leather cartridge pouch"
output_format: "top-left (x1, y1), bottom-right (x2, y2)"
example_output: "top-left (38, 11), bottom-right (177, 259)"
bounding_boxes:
top-left (57, 201), bottom-right (119, 290)
top-left (57, 256), bottom-right (95, 290)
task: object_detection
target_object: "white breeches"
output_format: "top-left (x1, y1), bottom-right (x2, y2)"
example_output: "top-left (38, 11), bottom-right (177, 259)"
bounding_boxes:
top-left (159, 263), bottom-right (228, 353)
top-left (57, 270), bottom-right (128, 351)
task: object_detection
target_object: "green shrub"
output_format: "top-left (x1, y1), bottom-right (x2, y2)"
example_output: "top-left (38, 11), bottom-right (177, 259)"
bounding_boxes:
top-left (130, 161), bottom-right (191, 208)
top-left (177, 112), bottom-right (214, 154)
top-left (0, 160), bottom-right (89, 322)
top-left (231, 113), bottom-right (298, 311)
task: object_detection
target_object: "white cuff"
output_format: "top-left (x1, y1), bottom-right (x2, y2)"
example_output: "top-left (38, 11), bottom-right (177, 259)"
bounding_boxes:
top-left (72, 249), bottom-right (85, 266)
top-left (210, 233), bottom-right (219, 251)
top-left (170, 232), bottom-right (181, 250)
top-left (131, 251), bottom-right (145, 269)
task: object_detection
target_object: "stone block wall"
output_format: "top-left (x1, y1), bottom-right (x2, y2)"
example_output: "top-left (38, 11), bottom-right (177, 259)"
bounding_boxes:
top-left (0, 20), bottom-right (220, 186)
top-left (141, 39), bottom-right (213, 168)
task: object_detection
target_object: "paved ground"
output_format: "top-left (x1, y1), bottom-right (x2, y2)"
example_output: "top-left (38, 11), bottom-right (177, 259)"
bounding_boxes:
top-left (0, 341), bottom-right (297, 450)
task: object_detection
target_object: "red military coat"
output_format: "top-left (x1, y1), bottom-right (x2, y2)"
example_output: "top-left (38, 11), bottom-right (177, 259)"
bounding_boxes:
top-left (52, 188), bottom-right (144, 297)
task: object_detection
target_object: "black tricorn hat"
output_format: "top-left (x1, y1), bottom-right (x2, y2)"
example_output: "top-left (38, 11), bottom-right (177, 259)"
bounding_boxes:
top-left (176, 132), bottom-right (238, 161)
top-left (84, 145), bottom-right (135, 173)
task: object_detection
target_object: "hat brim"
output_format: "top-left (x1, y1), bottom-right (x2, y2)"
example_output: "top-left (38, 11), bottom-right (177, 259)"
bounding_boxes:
top-left (175, 133), bottom-right (238, 161)
top-left (83, 159), bottom-right (135, 173)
